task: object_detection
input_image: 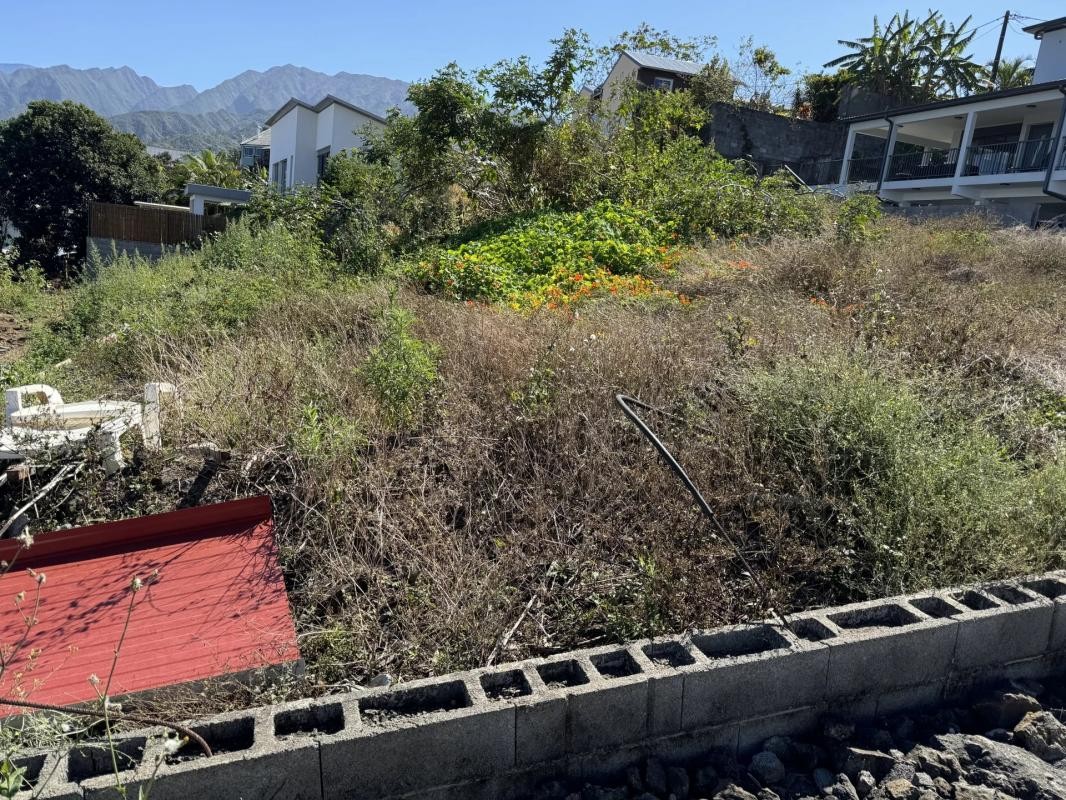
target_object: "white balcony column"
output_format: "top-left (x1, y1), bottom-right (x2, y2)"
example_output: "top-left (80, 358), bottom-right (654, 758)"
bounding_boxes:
top-left (954, 111), bottom-right (977, 181)
top-left (839, 128), bottom-right (857, 185)
top-left (1051, 98), bottom-right (1066, 172)
top-left (878, 122), bottom-right (899, 186)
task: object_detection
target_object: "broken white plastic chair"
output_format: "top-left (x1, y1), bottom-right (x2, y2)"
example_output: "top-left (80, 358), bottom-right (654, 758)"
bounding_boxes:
top-left (2, 383), bottom-right (173, 474)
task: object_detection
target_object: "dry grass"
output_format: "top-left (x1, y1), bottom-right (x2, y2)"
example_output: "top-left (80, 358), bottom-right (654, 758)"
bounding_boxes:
top-left (6, 214), bottom-right (1066, 708)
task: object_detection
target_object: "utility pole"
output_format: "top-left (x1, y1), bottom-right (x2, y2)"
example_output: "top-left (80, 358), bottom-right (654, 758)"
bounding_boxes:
top-left (990, 10), bottom-right (1011, 88)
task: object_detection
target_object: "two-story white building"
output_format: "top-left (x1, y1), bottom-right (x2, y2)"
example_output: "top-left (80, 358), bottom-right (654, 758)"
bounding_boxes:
top-left (263, 95), bottom-right (387, 190)
top-left (833, 16), bottom-right (1066, 223)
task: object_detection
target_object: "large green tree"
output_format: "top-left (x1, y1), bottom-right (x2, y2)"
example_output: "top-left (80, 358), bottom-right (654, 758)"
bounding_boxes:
top-left (0, 100), bottom-right (161, 275)
top-left (825, 11), bottom-right (984, 105)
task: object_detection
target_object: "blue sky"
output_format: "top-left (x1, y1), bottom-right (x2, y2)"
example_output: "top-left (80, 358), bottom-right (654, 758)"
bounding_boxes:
top-left (5, 1), bottom-right (1064, 89)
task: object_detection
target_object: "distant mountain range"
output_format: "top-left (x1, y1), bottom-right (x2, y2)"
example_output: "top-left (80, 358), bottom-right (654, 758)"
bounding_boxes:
top-left (0, 64), bottom-right (412, 152)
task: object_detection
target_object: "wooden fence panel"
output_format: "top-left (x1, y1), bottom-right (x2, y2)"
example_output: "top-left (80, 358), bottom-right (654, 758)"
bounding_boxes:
top-left (88, 201), bottom-right (218, 245)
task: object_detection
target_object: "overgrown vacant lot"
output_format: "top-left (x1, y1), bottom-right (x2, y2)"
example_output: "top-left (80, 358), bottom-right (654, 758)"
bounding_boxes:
top-left (1, 211), bottom-right (1064, 705)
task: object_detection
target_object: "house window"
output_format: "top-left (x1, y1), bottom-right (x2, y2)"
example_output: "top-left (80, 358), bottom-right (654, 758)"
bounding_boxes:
top-left (317, 147), bottom-right (331, 180)
top-left (274, 158), bottom-right (287, 190)
top-left (652, 77), bottom-right (674, 91)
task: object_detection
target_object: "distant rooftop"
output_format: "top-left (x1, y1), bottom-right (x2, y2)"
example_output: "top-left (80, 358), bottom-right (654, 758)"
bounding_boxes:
top-left (241, 128), bottom-right (271, 148)
top-left (624, 50), bottom-right (704, 77)
top-left (264, 94), bottom-right (388, 127)
top-left (1023, 16), bottom-right (1066, 37)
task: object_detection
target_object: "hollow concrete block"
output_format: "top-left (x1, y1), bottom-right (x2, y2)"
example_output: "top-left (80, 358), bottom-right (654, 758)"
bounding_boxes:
top-left (737, 705), bottom-right (824, 755)
top-left (632, 636), bottom-right (708, 737)
top-left (13, 749), bottom-right (81, 800)
top-left (478, 661), bottom-right (566, 767)
top-left (320, 674), bottom-right (515, 800)
top-left (949, 583), bottom-right (1053, 669)
top-left (1021, 574), bottom-right (1066, 653)
top-left (681, 623), bottom-right (829, 730)
top-left (565, 649), bottom-right (649, 753)
top-left (820, 598), bottom-right (957, 699)
top-left (138, 708), bottom-right (322, 800)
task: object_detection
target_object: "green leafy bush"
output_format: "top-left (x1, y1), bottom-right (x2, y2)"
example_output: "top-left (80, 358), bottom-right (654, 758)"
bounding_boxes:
top-left (362, 304), bottom-right (439, 429)
top-left (834, 194), bottom-right (883, 244)
top-left (409, 201), bottom-right (680, 306)
top-left (739, 357), bottom-right (1064, 595)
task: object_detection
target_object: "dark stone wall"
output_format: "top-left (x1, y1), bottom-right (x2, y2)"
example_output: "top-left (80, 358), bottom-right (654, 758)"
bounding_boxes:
top-left (703, 102), bottom-right (848, 165)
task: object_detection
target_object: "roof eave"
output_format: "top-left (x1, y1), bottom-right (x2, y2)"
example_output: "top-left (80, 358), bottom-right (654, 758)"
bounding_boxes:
top-left (841, 81), bottom-right (1066, 123)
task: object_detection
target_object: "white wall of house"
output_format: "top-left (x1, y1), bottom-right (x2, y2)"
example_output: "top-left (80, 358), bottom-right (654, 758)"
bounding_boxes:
top-left (268, 100), bottom-right (384, 190)
top-left (1034, 27), bottom-right (1066, 83)
top-left (599, 53), bottom-right (640, 113)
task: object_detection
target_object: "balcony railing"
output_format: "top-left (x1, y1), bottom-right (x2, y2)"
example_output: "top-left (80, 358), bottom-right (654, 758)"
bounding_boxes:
top-left (1058, 139), bottom-right (1066, 170)
top-left (963, 138), bottom-right (1055, 176)
top-left (885, 149), bottom-right (959, 182)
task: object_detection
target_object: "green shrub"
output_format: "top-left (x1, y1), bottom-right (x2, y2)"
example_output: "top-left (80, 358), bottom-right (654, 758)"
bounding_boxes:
top-left (0, 262), bottom-right (47, 317)
top-left (739, 357), bottom-right (1064, 596)
top-left (409, 201), bottom-right (679, 306)
top-left (361, 304), bottom-right (439, 429)
top-left (834, 194), bottom-right (883, 245)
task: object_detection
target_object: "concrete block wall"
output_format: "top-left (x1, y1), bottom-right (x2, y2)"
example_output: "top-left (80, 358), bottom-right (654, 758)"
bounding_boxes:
top-left (16, 571), bottom-right (1066, 800)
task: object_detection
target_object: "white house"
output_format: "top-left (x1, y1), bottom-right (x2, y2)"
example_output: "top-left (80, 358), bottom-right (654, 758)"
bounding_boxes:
top-left (263, 95), bottom-right (387, 190)
top-left (832, 16), bottom-right (1066, 223)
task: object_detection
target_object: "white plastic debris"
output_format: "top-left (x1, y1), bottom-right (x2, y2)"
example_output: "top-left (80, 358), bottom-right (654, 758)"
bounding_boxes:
top-left (2, 382), bottom-right (176, 474)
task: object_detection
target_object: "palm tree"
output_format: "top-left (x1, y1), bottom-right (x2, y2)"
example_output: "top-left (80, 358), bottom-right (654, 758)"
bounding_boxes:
top-left (180, 150), bottom-right (244, 188)
top-left (825, 11), bottom-right (983, 104)
top-left (162, 150), bottom-right (246, 204)
top-left (918, 13), bottom-right (982, 98)
top-left (989, 57), bottom-right (1034, 90)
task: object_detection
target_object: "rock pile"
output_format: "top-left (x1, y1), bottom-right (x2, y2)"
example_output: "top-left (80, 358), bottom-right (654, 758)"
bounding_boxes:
top-left (528, 677), bottom-right (1066, 800)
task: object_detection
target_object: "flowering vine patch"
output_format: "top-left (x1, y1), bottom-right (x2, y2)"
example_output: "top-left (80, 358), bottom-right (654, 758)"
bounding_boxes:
top-left (409, 201), bottom-right (684, 309)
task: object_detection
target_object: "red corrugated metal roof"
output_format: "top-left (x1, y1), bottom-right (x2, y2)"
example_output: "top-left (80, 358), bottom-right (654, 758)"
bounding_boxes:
top-left (0, 496), bottom-right (299, 710)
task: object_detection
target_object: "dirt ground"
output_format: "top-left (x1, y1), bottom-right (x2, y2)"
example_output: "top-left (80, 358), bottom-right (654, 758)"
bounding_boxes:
top-left (0, 312), bottom-right (28, 362)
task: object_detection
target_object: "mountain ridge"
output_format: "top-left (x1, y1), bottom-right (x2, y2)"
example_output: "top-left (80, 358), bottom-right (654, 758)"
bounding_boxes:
top-left (0, 63), bottom-right (411, 152)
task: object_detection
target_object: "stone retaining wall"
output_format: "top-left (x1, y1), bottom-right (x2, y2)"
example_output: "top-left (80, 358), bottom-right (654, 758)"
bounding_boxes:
top-left (15, 572), bottom-right (1066, 800)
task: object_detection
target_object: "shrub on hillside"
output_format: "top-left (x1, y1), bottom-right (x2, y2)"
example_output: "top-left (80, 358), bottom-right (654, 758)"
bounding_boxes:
top-left (362, 303), bottom-right (439, 429)
top-left (738, 357), bottom-right (1064, 596)
top-left (409, 201), bottom-right (682, 308)
top-left (16, 220), bottom-right (333, 377)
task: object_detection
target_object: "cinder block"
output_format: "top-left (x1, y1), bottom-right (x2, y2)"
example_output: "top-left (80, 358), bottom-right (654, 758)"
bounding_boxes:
top-left (472, 661), bottom-right (567, 767)
top-left (950, 584), bottom-right (1053, 669)
top-left (70, 732), bottom-right (152, 800)
top-left (13, 749), bottom-right (80, 800)
top-left (565, 648), bottom-right (649, 752)
top-left (513, 662), bottom-right (568, 766)
top-left (632, 637), bottom-right (708, 737)
top-left (1021, 574), bottom-right (1066, 652)
top-left (682, 623), bottom-right (829, 730)
top-left (945, 653), bottom-right (1060, 701)
top-left (137, 708), bottom-right (322, 800)
top-left (321, 674), bottom-right (515, 800)
top-left (821, 598), bottom-right (957, 699)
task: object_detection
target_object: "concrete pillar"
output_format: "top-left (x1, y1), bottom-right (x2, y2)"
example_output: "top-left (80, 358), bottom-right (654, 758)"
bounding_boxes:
top-left (954, 111), bottom-right (977, 181)
top-left (878, 123), bottom-right (899, 187)
top-left (839, 128), bottom-right (858, 185)
top-left (142, 382), bottom-right (177, 450)
top-left (189, 195), bottom-right (205, 215)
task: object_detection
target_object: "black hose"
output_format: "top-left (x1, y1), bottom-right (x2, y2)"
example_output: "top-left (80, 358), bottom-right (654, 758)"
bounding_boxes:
top-left (615, 394), bottom-right (791, 632)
